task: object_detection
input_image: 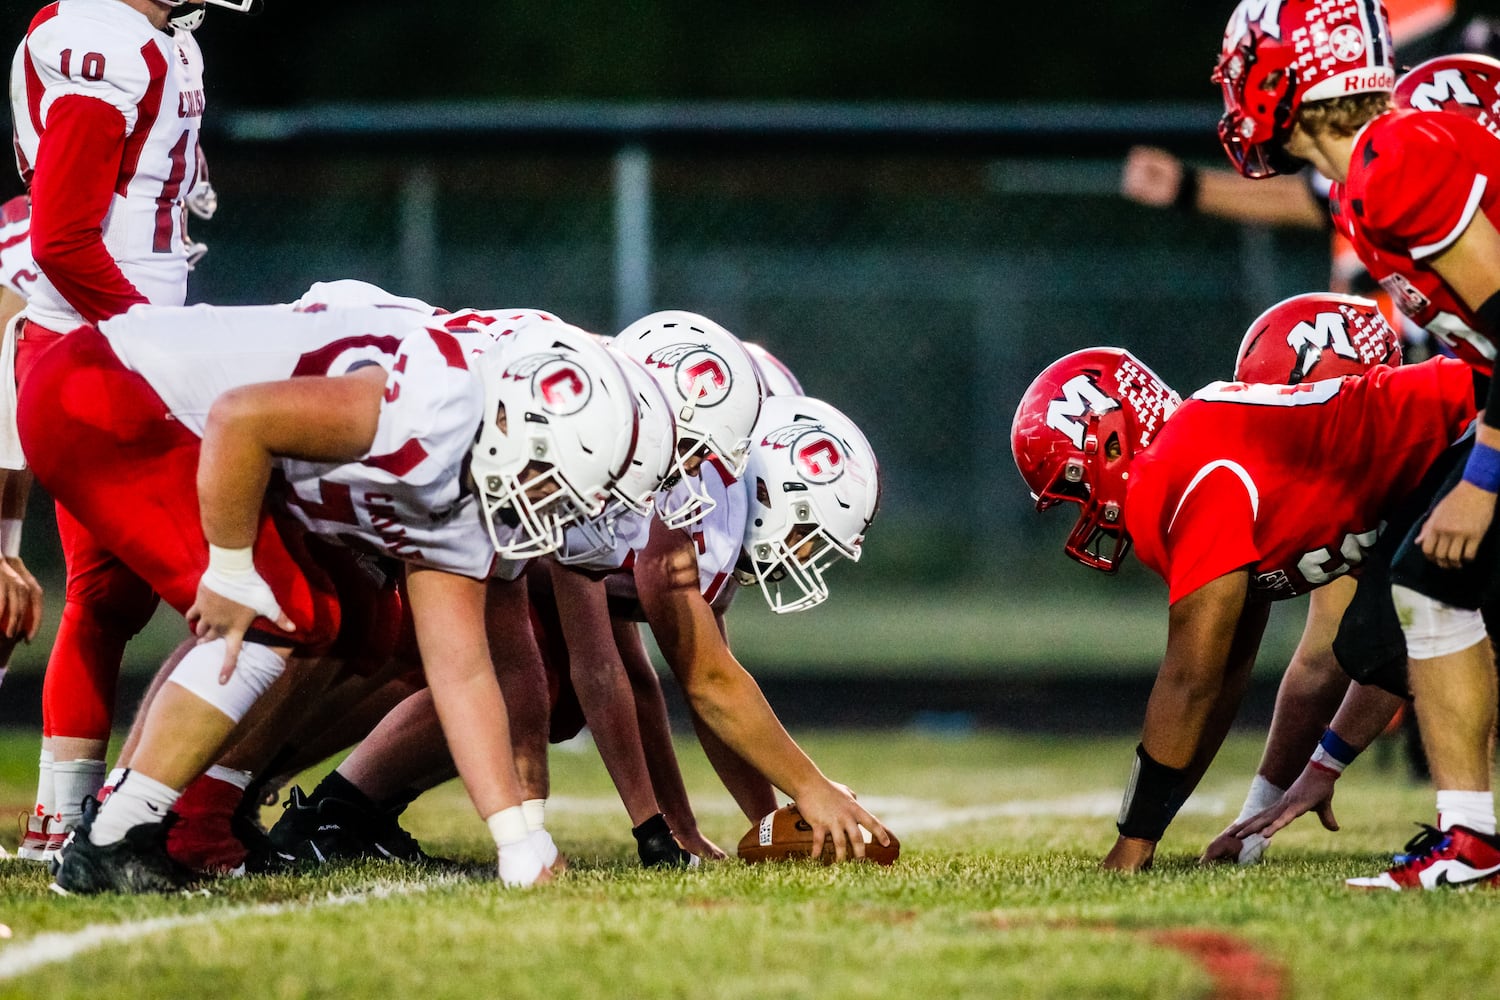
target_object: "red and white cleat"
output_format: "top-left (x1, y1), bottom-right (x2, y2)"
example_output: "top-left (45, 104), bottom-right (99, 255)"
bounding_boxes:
top-left (1348, 825), bottom-right (1500, 890)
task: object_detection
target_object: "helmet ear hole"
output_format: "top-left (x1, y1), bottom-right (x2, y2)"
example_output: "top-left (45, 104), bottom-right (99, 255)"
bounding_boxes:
top-left (756, 477), bottom-right (771, 507)
top-left (1105, 432), bottom-right (1123, 461)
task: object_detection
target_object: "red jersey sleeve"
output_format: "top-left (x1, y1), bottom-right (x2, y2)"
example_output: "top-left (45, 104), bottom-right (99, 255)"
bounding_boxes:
top-left (1361, 115), bottom-right (1489, 262)
top-left (28, 94), bottom-right (149, 325)
top-left (1160, 464), bottom-right (1260, 605)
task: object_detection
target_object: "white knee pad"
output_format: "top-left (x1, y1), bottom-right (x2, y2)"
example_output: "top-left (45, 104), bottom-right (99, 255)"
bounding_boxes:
top-left (166, 640), bottom-right (287, 722)
top-left (1392, 585), bottom-right (1488, 659)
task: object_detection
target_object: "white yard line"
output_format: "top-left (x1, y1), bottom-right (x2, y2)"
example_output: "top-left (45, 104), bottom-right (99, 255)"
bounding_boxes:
top-left (0, 879), bottom-right (432, 981)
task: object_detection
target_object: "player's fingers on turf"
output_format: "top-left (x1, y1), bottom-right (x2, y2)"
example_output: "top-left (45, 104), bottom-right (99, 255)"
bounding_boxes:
top-left (1317, 801), bottom-right (1339, 831)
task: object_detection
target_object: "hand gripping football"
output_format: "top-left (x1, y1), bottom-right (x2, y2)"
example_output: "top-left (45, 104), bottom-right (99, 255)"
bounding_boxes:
top-left (737, 804), bottom-right (900, 865)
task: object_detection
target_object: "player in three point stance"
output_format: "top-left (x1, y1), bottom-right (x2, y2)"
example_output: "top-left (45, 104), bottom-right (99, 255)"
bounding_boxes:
top-left (1011, 338), bottom-right (1478, 879)
top-left (1216, 0), bottom-right (1500, 888)
top-left (10, 0), bottom-right (246, 861)
top-left (26, 299), bottom-right (638, 892)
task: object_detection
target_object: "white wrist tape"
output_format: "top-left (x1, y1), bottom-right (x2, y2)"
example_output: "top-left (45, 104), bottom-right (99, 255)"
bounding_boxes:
top-left (487, 807), bottom-right (547, 887)
top-left (486, 806), bottom-right (530, 848)
top-left (0, 518), bottom-right (22, 559)
top-left (201, 545), bottom-right (286, 623)
top-left (1235, 774), bottom-right (1285, 824)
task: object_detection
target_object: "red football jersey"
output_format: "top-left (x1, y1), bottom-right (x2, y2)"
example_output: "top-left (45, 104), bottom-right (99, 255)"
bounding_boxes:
top-left (1126, 359), bottom-right (1475, 604)
top-left (1329, 110), bottom-right (1500, 373)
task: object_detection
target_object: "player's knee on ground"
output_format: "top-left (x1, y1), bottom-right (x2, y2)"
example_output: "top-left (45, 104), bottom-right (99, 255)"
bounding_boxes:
top-left (167, 640), bottom-right (287, 722)
top-left (1392, 585), bottom-right (1487, 659)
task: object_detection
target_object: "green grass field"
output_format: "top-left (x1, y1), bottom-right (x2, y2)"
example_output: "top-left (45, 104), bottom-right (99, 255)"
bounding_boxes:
top-left (0, 727), bottom-right (1491, 999)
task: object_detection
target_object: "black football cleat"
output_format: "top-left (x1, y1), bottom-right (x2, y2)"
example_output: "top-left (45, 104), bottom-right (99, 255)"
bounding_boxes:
top-left (51, 797), bottom-right (192, 895)
top-left (633, 813), bottom-right (696, 868)
top-left (267, 785), bottom-right (448, 867)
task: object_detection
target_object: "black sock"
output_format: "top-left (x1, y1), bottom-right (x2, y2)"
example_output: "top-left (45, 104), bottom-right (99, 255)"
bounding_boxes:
top-left (309, 771), bottom-right (378, 813)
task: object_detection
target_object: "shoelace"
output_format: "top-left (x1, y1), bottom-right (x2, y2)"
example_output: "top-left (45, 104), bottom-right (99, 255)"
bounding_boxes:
top-left (1392, 823), bottom-right (1450, 867)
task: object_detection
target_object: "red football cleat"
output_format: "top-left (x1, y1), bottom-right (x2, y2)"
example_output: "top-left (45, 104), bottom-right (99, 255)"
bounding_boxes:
top-left (1347, 825), bottom-right (1500, 890)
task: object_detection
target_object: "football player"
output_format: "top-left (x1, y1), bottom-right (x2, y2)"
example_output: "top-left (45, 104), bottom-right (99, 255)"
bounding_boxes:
top-left (26, 300), bottom-right (636, 893)
top-left (1012, 340), bottom-right (1475, 875)
top-left (10, 0), bottom-right (249, 859)
top-left (1198, 293), bottom-right (1409, 865)
top-left (1216, 0), bottom-right (1500, 888)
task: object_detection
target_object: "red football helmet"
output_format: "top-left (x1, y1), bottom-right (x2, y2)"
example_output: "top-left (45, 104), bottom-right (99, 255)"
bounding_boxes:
top-left (1396, 53), bottom-right (1500, 136)
top-left (1011, 348), bottom-right (1180, 573)
top-left (1234, 292), bottom-right (1402, 384)
top-left (1214, 0), bottom-right (1396, 178)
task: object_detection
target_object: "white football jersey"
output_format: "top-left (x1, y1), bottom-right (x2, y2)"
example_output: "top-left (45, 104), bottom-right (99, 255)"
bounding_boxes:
top-left (100, 301), bottom-right (511, 579)
top-left (12, 0), bottom-right (207, 330)
top-left (0, 197), bottom-right (37, 300)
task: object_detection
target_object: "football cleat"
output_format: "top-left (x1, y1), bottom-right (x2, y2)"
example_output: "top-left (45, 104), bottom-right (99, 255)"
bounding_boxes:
top-left (1347, 824), bottom-right (1500, 890)
top-left (51, 797), bottom-right (192, 895)
top-left (17, 811), bottom-right (61, 863)
top-left (266, 785), bottom-right (443, 867)
top-left (632, 813), bottom-right (696, 869)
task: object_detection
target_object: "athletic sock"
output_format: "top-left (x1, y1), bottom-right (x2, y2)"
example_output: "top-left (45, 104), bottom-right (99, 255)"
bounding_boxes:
top-left (53, 758), bottom-right (106, 831)
top-left (90, 770), bottom-right (180, 846)
top-left (31, 748), bottom-right (54, 828)
top-left (1436, 790), bottom-right (1497, 835)
top-left (315, 770), bottom-right (379, 812)
top-left (205, 765), bottom-right (253, 791)
top-left (100, 766), bottom-right (127, 801)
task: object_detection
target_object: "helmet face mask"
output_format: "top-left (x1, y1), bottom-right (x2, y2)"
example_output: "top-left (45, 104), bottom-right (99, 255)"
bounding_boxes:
top-left (737, 395), bottom-right (879, 614)
top-left (1011, 348), bottom-right (1180, 573)
top-left (163, 0), bottom-right (262, 30)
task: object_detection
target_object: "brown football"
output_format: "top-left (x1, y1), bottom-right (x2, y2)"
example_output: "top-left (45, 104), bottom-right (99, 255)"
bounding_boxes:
top-left (737, 804), bottom-right (900, 865)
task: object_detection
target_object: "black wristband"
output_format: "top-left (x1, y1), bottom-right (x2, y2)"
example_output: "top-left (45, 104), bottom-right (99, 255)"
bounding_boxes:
top-left (1117, 743), bottom-right (1190, 841)
top-left (1172, 166), bottom-right (1200, 214)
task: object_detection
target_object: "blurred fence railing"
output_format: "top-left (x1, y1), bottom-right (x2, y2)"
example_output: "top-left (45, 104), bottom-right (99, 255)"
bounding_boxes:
top-left (188, 100), bottom-right (1331, 590)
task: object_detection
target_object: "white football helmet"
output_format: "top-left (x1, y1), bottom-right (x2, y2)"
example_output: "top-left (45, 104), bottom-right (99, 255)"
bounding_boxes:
top-left (613, 310), bottom-right (764, 528)
top-left (469, 319), bottom-right (640, 559)
top-left (555, 350), bottom-right (678, 566)
top-left (164, 0), bottom-right (261, 31)
top-left (743, 341), bottom-right (805, 398)
top-left (736, 395), bottom-right (880, 614)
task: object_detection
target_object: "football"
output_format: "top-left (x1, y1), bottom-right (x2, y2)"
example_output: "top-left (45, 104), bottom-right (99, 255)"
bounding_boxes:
top-left (737, 804), bottom-right (900, 865)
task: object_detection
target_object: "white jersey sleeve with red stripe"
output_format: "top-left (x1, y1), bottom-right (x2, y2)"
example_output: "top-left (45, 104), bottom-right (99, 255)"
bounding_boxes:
top-left (0, 197), bottom-right (37, 299)
top-left (12, 1), bottom-right (205, 330)
top-left (99, 301), bottom-right (501, 578)
top-left (662, 457), bottom-right (748, 604)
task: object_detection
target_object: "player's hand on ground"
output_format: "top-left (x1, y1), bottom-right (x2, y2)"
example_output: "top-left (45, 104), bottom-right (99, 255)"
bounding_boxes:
top-left (1120, 146), bottom-right (1186, 208)
top-left (794, 779), bottom-right (891, 863)
top-left (1417, 480), bottom-right (1497, 569)
top-left (0, 556), bottom-right (42, 640)
top-left (1101, 835), bottom-right (1156, 872)
top-left (1200, 824), bottom-right (1270, 865)
top-left (1230, 765), bottom-right (1339, 840)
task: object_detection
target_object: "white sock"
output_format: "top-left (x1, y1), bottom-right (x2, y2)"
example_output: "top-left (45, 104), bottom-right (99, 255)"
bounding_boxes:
top-left (522, 798), bottom-right (546, 832)
top-left (89, 771), bottom-right (180, 846)
top-left (101, 767), bottom-right (127, 798)
top-left (53, 758), bottom-right (106, 830)
top-left (205, 765), bottom-right (253, 791)
top-left (32, 748), bottom-right (54, 827)
top-left (1235, 774), bottom-right (1285, 824)
top-left (1436, 790), bottom-right (1496, 835)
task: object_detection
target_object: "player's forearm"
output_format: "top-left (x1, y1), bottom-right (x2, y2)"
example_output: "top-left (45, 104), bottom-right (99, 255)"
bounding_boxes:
top-left (198, 397), bottom-right (277, 549)
top-left (688, 708), bottom-right (778, 821)
top-left (29, 95), bottom-right (148, 323)
top-left (1324, 681), bottom-right (1405, 755)
top-left (1256, 648), bottom-right (1351, 787)
top-left (1196, 170), bottom-right (1326, 228)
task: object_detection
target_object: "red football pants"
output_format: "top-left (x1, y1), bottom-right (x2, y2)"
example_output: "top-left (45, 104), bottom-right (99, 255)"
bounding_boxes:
top-left (17, 326), bottom-right (342, 739)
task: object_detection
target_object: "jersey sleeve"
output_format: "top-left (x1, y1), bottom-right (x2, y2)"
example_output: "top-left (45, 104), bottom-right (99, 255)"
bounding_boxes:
top-left (1159, 465), bottom-right (1260, 605)
top-left (28, 94), bottom-right (147, 323)
top-left (1361, 116), bottom-right (1489, 261)
top-left (26, 25), bottom-right (164, 136)
top-left (361, 327), bottom-right (485, 488)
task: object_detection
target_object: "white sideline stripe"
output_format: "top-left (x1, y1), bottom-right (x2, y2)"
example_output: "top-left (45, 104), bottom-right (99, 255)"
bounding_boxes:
top-left (0, 879), bottom-right (432, 981)
top-left (548, 791), bottom-right (1228, 831)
